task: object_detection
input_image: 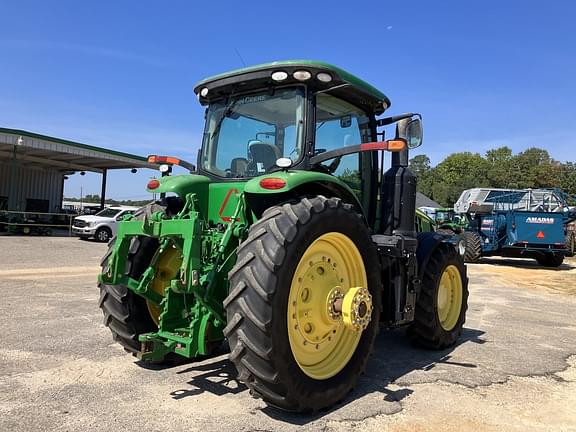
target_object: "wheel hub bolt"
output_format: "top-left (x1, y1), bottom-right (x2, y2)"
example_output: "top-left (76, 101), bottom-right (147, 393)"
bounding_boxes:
top-left (327, 288), bottom-right (344, 320)
top-left (341, 287), bottom-right (373, 332)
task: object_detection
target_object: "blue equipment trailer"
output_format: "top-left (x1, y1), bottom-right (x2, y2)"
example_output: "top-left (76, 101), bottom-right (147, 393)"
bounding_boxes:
top-left (455, 188), bottom-right (575, 267)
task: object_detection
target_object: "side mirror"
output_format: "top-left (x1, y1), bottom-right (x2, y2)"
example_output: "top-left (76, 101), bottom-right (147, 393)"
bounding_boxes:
top-left (405, 118), bottom-right (423, 149)
top-left (395, 117), bottom-right (423, 149)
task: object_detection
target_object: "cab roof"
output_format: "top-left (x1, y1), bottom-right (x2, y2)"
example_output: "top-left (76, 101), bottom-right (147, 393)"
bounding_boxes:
top-left (193, 60), bottom-right (391, 115)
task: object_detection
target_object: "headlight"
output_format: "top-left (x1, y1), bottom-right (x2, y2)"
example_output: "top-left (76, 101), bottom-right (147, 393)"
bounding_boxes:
top-left (86, 222), bottom-right (93, 227)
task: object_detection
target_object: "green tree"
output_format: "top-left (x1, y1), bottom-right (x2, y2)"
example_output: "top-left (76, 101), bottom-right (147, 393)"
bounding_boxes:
top-left (431, 152), bottom-right (490, 206)
top-left (83, 194), bottom-right (101, 203)
top-left (510, 148), bottom-right (560, 188)
top-left (409, 154), bottom-right (434, 197)
top-left (409, 154), bottom-right (431, 178)
top-left (485, 146), bottom-right (514, 188)
top-left (337, 168), bottom-right (361, 190)
top-left (559, 162), bottom-right (576, 199)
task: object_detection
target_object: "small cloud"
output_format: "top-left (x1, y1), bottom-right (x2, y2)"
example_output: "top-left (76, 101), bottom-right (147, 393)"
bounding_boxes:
top-left (387, 25), bottom-right (393, 31)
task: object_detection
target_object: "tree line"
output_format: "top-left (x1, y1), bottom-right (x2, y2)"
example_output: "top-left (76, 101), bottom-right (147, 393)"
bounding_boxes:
top-left (409, 147), bottom-right (576, 207)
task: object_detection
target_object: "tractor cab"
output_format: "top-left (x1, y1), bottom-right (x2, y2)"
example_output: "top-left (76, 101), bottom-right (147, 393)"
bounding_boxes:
top-left (193, 60), bottom-right (422, 227)
top-left (195, 61), bottom-right (390, 179)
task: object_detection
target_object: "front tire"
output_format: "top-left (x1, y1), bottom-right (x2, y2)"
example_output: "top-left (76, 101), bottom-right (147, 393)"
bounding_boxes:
top-left (225, 196), bottom-right (381, 412)
top-left (566, 232), bottom-right (575, 257)
top-left (408, 244), bottom-right (469, 349)
top-left (463, 231), bottom-right (482, 263)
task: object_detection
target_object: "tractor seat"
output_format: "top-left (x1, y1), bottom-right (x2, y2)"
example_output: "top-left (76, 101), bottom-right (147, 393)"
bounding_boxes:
top-left (248, 140), bottom-right (280, 173)
top-left (230, 157), bottom-right (248, 177)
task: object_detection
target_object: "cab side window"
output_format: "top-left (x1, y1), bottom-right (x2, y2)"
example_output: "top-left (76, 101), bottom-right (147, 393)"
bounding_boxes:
top-left (315, 93), bottom-right (371, 153)
top-left (314, 93), bottom-right (372, 205)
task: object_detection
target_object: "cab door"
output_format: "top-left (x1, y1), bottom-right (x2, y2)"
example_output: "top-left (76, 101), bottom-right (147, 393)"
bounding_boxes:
top-left (314, 93), bottom-right (377, 223)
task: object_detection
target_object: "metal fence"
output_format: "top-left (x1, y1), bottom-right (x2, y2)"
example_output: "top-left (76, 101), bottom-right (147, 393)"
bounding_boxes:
top-left (0, 210), bottom-right (76, 236)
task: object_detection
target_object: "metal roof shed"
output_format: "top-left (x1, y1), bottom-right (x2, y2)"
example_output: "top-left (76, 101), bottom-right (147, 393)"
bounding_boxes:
top-left (0, 128), bottom-right (157, 212)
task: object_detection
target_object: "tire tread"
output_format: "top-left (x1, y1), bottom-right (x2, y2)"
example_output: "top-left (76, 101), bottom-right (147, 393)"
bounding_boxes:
top-left (226, 195), bottom-right (380, 412)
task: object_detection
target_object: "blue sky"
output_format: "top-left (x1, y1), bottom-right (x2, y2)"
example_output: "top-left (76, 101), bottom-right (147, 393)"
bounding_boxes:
top-left (1, 1), bottom-right (575, 199)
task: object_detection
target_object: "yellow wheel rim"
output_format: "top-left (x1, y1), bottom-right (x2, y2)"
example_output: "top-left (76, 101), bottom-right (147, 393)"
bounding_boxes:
top-left (437, 265), bottom-right (463, 331)
top-left (287, 232), bottom-right (368, 380)
top-left (146, 246), bottom-right (181, 325)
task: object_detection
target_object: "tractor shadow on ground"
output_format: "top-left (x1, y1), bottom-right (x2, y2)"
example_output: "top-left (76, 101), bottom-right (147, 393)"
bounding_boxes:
top-left (162, 326), bottom-right (485, 424)
top-left (137, 342), bottom-right (249, 398)
top-left (170, 358), bottom-right (248, 399)
top-left (478, 257), bottom-right (575, 271)
top-left (262, 326), bottom-right (485, 424)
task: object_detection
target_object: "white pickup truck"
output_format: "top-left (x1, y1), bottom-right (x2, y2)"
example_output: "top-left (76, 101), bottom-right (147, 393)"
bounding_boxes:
top-left (72, 206), bottom-right (138, 242)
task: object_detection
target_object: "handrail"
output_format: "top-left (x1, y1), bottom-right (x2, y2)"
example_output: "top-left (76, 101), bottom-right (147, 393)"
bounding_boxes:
top-left (0, 210), bottom-right (77, 236)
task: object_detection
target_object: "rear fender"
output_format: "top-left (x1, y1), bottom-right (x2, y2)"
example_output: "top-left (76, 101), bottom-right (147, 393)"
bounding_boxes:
top-left (146, 174), bottom-right (211, 199)
top-left (243, 170), bottom-right (364, 218)
top-left (146, 174), bottom-right (211, 220)
top-left (416, 231), bottom-right (456, 281)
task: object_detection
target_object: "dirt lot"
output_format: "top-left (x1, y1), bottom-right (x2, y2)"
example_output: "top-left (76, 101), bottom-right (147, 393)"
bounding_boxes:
top-left (1, 236), bottom-right (575, 432)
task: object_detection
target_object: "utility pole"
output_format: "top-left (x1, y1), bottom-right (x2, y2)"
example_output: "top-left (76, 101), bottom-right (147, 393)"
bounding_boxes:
top-left (100, 169), bottom-right (107, 210)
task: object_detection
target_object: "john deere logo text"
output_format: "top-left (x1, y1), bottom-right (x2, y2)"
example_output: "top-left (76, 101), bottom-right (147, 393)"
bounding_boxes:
top-left (525, 217), bottom-right (554, 224)
top-left (237, 95), bottom-right (267, 105)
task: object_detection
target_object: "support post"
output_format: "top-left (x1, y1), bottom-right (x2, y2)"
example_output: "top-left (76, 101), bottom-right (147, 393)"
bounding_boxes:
top-left (100, 169), bottom-right (107, 210)
top-left (7, 143), bottom-right (18, 215)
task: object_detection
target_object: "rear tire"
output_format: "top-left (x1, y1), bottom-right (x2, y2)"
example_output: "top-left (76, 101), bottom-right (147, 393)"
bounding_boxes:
top-left (566, 232), bottom-right (575, 257)
top-left (225, 196), bottom-right (382, 412)
top-left (408, 245), bottom-right (469, 349)
top-left (463, 231), bottom-right (482, 263)
top-left (536, 252), bottom-right (564, 267)
top-left (99, 236), bottom-right (159, 354)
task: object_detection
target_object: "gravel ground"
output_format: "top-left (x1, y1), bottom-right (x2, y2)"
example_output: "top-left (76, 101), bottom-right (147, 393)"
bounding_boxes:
top-left (1, 236), bottom-right (575, 431)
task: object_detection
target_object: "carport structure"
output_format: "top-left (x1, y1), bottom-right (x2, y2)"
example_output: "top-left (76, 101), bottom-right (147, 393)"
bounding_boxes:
top-left (0, 127), bottom-right (158, 212)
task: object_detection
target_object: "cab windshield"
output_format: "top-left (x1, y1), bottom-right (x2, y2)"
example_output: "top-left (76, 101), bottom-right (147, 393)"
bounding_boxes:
top-left (200, 87), bottom-right (305, 178)
top-left (96, 208), bottom-right (121, 218)
top-left (435, 211), bottom-right (452, 221)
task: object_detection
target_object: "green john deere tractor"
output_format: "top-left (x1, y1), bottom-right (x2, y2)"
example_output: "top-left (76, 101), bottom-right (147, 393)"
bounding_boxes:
top-left (434, 208), bottom-right (468, 235)
top-left (98, 61), bottom-right (469, 412)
